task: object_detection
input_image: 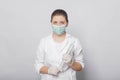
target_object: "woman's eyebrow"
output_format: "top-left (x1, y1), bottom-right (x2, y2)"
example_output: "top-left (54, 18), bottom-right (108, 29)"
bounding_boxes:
top-left (52, 21), bottom-right (57, 22)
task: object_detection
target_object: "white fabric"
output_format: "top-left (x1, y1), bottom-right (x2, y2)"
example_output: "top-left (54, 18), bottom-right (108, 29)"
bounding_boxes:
top-left (35, 33), bottom-right (84, 80)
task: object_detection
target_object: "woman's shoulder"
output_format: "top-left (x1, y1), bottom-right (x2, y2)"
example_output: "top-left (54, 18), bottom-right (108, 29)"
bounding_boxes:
top-left (39, 34), bottom-right (52, 42)
top-left (68, 34), bottom-right (82, 48)
top-left (67, 33), bottom-right (80, 41)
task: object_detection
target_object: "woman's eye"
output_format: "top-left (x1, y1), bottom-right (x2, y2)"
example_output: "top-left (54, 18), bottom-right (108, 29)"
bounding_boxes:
top-left (53, 21), bottom-right (57, 24)
top-left (60, 21), bottom-right (65, 24)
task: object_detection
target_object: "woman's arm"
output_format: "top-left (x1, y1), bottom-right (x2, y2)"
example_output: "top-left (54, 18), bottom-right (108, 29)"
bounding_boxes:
top-left (70, 39), bottom-right (84, 71)
top-left (35, 39), bottom-right (48, 74)
top-left (68, 62), bottom-right (82, 71)
top-left (39, 66), bottom-right (49, 74)
top-left (40, 62), bottom-right (82, 73)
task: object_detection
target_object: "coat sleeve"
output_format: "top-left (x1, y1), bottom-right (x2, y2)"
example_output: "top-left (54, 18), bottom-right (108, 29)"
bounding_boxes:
top-left (35, 39), bottom-right (45, 74)
top-left (73, 38), bottom-right (84, 69)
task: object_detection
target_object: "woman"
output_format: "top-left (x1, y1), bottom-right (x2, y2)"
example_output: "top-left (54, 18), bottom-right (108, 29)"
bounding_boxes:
top-left (35, 9), bottom-right (84, 80)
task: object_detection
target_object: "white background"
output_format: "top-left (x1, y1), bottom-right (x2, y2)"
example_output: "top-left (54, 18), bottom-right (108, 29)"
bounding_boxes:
top-left (0, 0), bottom-right (120, 80)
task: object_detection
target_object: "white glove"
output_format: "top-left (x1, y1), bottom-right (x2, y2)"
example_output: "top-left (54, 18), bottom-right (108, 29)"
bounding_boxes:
top-left (63, 54), bottom-right (72, 64)
top-left (48, 66), bottom-right (60, 76)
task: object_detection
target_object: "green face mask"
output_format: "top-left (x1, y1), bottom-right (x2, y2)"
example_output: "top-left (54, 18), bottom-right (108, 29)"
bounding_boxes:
top-left (52, 25), bottom-right (66, 35)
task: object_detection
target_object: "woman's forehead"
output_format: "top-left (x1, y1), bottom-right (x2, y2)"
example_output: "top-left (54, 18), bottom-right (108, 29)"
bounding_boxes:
top-left (52, 15), bottom-right (66, 21)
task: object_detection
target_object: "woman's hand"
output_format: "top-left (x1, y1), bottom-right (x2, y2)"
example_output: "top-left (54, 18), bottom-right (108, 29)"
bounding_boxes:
top-left (40, 66), bottom-right (60, 76)
top-left (63, 54), bottom-right (72, 64)
top-left (62, 54), bottom-right (82, 71)
top-left (48, 66), bottom-right (60, 76)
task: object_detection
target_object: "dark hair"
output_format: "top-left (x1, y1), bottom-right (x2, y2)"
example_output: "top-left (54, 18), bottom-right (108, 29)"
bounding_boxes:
top-left (51, 9), bottom-right (68, 23)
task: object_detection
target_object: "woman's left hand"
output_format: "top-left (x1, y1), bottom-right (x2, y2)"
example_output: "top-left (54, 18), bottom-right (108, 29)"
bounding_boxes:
top-left (63, 54), bottom-right (72, 64)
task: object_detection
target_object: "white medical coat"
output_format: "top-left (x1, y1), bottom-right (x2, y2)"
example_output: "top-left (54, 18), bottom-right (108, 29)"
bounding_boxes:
top-left (35, 33), bottom-right (84, 80)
